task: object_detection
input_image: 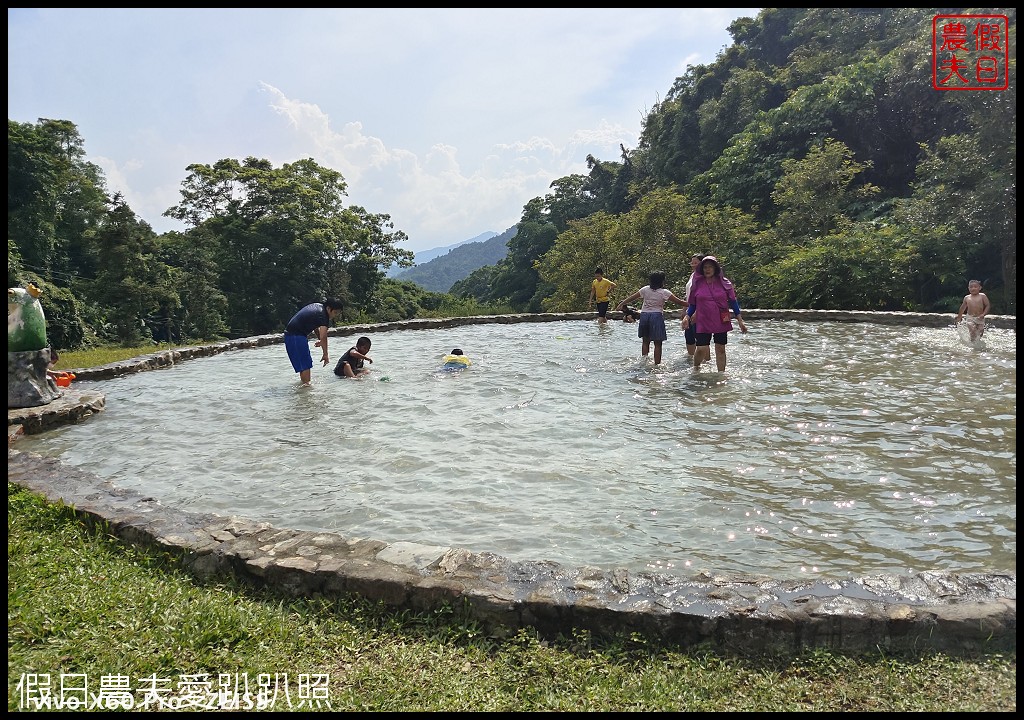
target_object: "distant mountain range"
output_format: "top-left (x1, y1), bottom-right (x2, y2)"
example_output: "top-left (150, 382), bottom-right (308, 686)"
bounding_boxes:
top-left (388, 226), bottom-right (516, 293)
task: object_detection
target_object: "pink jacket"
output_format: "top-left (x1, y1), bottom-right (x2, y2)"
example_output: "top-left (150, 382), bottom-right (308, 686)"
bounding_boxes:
top-left (687, 275), bottom-right (738, 334)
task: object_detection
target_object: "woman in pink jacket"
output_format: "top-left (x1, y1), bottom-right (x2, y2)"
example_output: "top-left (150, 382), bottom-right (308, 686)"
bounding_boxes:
top-left (681, 256), bottom-right (748, 371)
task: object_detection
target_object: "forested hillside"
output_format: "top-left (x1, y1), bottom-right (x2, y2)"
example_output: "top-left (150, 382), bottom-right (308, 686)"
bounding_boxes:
top-left (457, 8), bottom-right (1016, 316)
top-left (394, 227), bottom-right (515, 292)
top-left (8, 8), bottom-right (1016, 350)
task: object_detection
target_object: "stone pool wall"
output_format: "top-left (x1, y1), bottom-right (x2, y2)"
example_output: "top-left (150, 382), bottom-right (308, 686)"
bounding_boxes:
top-left (7, 310), bottom-right (1017, 654)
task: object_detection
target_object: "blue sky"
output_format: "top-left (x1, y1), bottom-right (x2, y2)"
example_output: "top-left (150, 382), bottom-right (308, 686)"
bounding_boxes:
top-left (8, 8), bottom-right (760, 253)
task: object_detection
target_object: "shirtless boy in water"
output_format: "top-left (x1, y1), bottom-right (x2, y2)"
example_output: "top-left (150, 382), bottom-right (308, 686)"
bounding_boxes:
top-left (955, 279), bottom-right (991, 342)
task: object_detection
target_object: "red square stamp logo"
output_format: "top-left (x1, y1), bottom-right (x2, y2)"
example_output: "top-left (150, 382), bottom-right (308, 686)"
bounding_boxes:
top-left (933, 14), bottom-right (1009, 90)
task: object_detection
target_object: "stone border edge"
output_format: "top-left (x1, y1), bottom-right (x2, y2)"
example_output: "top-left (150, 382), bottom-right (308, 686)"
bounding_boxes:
top-left (8, 311), bottom-right (1016, 654)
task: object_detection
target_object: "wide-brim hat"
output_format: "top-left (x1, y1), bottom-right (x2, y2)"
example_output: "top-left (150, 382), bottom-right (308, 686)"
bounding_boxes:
top-left (700, 255), bottom-right (722, 272)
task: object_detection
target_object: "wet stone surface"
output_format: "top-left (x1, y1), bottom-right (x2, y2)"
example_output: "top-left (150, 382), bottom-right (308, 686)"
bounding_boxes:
top-left (6, 312), bottom-right (1017, 654)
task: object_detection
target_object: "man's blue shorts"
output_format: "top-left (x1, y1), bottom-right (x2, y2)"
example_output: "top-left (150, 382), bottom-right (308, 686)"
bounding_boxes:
top-left (285, 334), bottom-right (313, 373)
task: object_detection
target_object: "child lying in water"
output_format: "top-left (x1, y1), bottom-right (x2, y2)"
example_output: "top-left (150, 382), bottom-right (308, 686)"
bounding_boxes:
top-left (441, 348), bottom-right (471, 370)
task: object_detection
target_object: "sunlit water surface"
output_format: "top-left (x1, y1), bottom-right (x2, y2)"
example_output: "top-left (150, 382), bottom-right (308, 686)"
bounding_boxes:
top-left (20, 320), bottom-right (1016, 579)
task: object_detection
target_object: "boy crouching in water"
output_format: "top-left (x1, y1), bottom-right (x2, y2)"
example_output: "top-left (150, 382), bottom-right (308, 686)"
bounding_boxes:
top-left (334, 336), bottom-right (373, 377)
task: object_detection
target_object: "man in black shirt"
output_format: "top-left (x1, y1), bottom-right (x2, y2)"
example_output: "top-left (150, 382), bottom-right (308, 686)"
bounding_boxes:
top-left (283, 298), bottom-right (344, 385)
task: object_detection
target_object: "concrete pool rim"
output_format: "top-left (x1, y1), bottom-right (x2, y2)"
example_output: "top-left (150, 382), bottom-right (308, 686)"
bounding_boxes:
top-left (7, 310), bottom-right (1017, 654)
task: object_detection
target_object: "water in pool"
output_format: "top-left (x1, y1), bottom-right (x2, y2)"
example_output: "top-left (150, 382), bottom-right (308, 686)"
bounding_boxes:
top-left (20, 319), bottom-right (1016, 579)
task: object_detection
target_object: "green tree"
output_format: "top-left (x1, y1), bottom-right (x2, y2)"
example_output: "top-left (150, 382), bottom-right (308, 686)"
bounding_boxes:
top-left (546, 173), bottom-right (600, 231)
top-left (8, 119), bottom-right (108, 278)
top-left (537, 211), bottom-right (622, 313)
top-left (537, 189), bottom-right (758, 312)
top-left (368, 278), bottom-right (428, 322)
top-left (696, 67), bottom-right (783, 165)
top-left (164, 157), bottom-right (412, 335)
top-left (158, 228), bottom-right (229, 341)
top-left (18, 273), bottom-right (91, 350)
top-left (8, 119), bottom-right (109, 346)
top-left (633, 65), bottom-right (709, 192)
top-left (449, 265), bottom-right (497, 303)
top-left (488, 171), bottom-right (616, 311)
top-left (745, 138), bottom-right (893, 308)
top-left (893, 134), bottom-right (1015, 312)
top-left (751, 224), bottom-right (917, 310)
top-left (334, 205), bottom-right (414, 316)
top-left (487, 199), bottom-right (557, 311)
top-left (87, 196), bottom-right (180, 344)
top-left (771, 138), bottom-right (879, 241)
top-left (8, 237), bottom-right (24, 289)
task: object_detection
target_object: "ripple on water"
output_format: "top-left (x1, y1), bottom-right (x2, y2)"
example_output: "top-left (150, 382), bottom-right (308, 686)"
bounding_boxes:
top-left (19, 320), bottom-right (1016, 578)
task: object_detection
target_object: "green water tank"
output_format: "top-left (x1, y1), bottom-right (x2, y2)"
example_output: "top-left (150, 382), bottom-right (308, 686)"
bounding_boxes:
top-left (8, 284), bottom-right (48, 352)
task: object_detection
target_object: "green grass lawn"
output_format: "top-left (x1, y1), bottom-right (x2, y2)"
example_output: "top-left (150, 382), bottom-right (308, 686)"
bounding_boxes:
top-left (7, 484), bottom-right (1016, 712)
top-left (52, 343), bottom-right (182, 371)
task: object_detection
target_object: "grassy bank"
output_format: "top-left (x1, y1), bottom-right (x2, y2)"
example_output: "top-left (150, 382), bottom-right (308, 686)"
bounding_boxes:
top-left (52, 343), bottom-right (182, 371)
top-left (7, 484), bottom-right (1016, 712)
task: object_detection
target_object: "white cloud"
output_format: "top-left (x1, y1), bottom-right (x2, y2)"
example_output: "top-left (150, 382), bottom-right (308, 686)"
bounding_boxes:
top-left (8, 8), bottom-right (760, 252)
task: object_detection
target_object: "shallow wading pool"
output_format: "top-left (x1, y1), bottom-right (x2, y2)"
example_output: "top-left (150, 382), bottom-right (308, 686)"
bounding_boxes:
top-left (19, 319), bottom-right (1016, 579)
